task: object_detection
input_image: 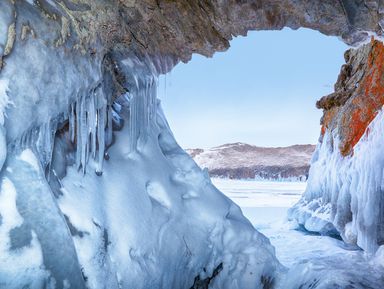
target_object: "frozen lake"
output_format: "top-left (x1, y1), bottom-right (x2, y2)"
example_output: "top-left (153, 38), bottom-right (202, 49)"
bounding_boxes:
top-left (212, 178), bottom-right (305, 227)
top-left (212, 178), bottom-right (376, 277)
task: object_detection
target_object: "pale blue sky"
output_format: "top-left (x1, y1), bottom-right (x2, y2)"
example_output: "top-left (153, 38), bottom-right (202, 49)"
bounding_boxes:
top-left (158, 28), bottom-right (348, 149)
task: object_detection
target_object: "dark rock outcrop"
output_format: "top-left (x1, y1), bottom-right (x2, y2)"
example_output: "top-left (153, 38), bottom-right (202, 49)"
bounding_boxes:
top-left (2, 1), bottom-right (384, 75)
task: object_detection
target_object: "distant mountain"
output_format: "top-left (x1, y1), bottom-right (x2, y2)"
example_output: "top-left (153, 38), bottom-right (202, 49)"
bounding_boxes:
top-left (186, 143), bottom-right (316, 181)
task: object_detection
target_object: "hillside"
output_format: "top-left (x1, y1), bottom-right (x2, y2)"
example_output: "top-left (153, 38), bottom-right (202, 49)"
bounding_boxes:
top-left (187, 143), bottom-right (316, 181)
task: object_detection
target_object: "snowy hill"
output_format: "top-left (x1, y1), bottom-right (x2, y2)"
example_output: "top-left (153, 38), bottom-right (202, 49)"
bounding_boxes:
top-left (187, 143), bottom-right (316, 181)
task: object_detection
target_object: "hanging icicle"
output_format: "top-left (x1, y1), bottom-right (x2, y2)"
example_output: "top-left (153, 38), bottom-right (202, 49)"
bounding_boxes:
top-left (62, 55), bottom-right (160, 175)
top-left (65, 85), bottom-right (109, 175)
top-left (126, 74), bottom-right (158, 153)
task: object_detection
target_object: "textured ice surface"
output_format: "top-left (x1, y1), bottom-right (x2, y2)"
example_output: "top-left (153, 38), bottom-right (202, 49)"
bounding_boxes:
top-left (289, 108), bottom-right (384, 253)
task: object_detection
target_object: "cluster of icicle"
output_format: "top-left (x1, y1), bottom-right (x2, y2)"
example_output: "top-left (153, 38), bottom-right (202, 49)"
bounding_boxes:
top-left (68, 86), bottom-right (112, 175)
top-left (13, 67), bottom-right (158, 177)
top-left (68, 74), bottom-right (157, 175)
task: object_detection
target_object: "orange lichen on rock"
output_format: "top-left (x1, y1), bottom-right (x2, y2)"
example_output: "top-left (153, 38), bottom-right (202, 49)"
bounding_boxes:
top-left (318, 39), bottom-right (384, 156)
top-left (320, 106), bottom-right (339, 139)
top-left (340, 39), bottom-right (384, 156)
top-left (321, 125), bottom-right (326, 136)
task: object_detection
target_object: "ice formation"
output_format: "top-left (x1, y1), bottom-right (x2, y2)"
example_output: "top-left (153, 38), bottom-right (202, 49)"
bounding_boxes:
top-left (0, 57), bottom-right (282, 288)
top-left (0, 60), bottom-right (282, 289)
top-left (0, 2), bottom-right (281, 287)
top-left (289, 107), bottom-right (384, 253)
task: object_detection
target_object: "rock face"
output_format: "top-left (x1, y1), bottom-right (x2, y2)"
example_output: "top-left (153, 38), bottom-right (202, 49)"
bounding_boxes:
top-left (317, 38), bottom-right (384, 157)
top-left (1, 1), bottom-right (384, 77)
top-left (187, 143), bottom-right (315, 181)
top-left (289, 39), bottom-right (384, 253)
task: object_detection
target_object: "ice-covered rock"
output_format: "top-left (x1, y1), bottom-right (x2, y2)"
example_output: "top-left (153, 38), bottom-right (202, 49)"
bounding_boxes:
top-left (289, 40), bottom-right (384, 254)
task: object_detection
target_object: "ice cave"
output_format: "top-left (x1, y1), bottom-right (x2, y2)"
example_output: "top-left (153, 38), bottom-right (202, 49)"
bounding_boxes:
top-left (0, 1), bottom-right (384, 288)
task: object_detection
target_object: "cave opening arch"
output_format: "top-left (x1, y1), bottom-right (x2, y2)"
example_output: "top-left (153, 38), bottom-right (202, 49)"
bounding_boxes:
top-left (158, 28), bottom-right (347, 151)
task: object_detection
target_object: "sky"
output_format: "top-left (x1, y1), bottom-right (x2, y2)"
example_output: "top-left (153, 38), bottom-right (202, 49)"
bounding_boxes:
top-left (158, 28), bottom-right (348, 149)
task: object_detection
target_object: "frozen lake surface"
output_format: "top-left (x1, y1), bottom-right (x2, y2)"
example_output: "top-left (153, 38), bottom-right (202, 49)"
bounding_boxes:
top-left (212, 178), bottom-right (384, 284)
top-left (212, 178), bottom-right (304, 231)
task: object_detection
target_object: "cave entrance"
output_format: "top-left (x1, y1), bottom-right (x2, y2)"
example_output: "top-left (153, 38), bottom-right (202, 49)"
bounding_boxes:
top-left (158, 28), bottom-right (347, 185)
top-left (158, 28), bottom-right (347, 150)
top-left (158, 27), bottom-right (349, 268)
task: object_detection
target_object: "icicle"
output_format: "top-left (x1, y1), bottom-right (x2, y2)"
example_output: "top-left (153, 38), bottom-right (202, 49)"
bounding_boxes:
top-left (106, 105), bottom-right (113, 148)
top-left (69, 102), bottom-right (75, 143)
top-left (80, 96), bottom-right (88, 174)
top-left (34, 120), bottom-right (56, 171)
top-left (129, 92), bottom-right (136, 152)
top-left (96, 104), bottom-right (106, 175)
top-left (112, 102), bottom-right (122, 113)
top-left (111, 106), bottom-right (124, 131)
top-left (75, 98), bottom-right (82, 170)
top-left (88, 94), bottom-right (97, 159)
top-left (64, 58), bottom-right (159, 174)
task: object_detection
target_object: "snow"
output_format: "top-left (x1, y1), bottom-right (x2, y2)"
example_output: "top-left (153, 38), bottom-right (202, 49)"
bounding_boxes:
top-left (289, 108), bottom-right (384, 253)
top-left (18, 149), bottom-right (41, 172)
top-left (55, 98), bottom-right (280, 289)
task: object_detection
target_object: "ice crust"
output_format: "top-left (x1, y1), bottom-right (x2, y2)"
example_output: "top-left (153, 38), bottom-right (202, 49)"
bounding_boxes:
top-left (289, 108), bottom-right (384, 253)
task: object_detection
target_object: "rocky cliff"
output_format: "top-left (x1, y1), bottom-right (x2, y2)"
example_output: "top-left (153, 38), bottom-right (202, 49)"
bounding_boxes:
top-left (289, 39), bottom-right (384, 253)
top-left (317, 38), bottom-right (384, 157)
top-left (187, 143), bottom-right (315, 181)
top-left (1, 1), bottom-right (383, 77)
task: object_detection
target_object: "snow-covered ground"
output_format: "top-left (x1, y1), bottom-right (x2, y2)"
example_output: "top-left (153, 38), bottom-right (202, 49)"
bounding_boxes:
top-left (212, 178), bottom-right (384, 288)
